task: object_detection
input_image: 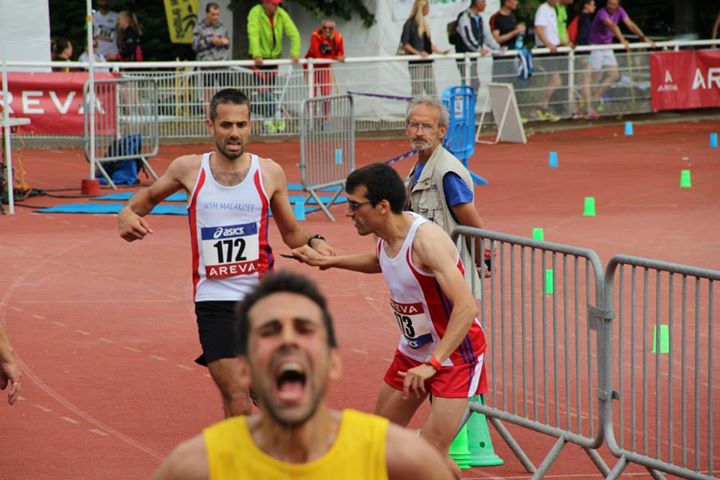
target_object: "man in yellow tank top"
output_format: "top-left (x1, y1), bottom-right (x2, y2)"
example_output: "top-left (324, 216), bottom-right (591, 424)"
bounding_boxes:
top-left (151, 270), bottom-right (453, 480)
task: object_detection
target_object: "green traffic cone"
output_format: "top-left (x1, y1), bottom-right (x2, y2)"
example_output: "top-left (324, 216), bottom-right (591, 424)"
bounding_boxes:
top-left (449, 424), bottom-right (472, 469)
top-left (467, 395), bottom-right (504, 467)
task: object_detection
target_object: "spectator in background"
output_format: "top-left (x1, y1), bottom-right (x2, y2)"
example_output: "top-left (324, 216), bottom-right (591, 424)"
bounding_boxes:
top-left (0, 321), bottom-right (21, 406)
top-left (117, 11), bottom-right (143, 61)
top-left (93, 0), bottom-right (119, 60)
top-left (247, 0), bottom-right (301, 122)
top-left (403, 96), bottom-right (486, 297)
top-left (52, 37), bottom-right (73, 72)
top-left (305, 19), bottom-right (345, 98)
top-left (574, 0), bottom-right (595, 46)
top-left (79, 36), bottom-right (110, 71)
top-left (556, 0), bottom-right (573, 46)
top-left (454, 0), bottom-right (501, 92)
top-left (589, 0), bottom-right (654, 109)
top-left (400, 0), bottom-right (449, 97)
top-left (533, 0), bottom-right (564, 121)
top-left (192, 2), bottom-right (231, 62)
top-left (490, 0), bottom-right (526, 84)
top-left (712, 9), bottom-right (720, 41)
top-left (490, 0), bottom-right (526, 50)
top-left (572, 0), bottom-right (598, 119)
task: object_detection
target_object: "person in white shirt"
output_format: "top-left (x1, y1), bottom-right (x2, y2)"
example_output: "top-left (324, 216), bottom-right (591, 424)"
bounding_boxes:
top-left (92, 0), bottom-right (119, 59)
top-left (533, 0), bottom-right (564, 121)
top-left (79, 37), bottom-right (110, 72)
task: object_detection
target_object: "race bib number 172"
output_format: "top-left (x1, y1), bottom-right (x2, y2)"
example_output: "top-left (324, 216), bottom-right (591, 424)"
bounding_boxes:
top-left (200, 222), bottom-right (260, 279)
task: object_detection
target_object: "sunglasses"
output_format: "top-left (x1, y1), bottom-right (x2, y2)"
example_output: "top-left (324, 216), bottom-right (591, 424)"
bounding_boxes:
top-left (322, 26), bottom-right (334, 31)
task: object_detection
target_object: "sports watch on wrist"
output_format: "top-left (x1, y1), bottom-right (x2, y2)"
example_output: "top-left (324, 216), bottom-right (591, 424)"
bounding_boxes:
top-left (307, 234), bottom-right (326, 247)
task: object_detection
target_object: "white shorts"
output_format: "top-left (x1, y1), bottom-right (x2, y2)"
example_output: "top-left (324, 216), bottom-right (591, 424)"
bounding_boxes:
top-left (590, 49), bottom-right (617, 70)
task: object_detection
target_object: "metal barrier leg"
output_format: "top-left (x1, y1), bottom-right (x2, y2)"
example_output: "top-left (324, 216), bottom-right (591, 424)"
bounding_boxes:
top-left (584, 446), bottom-right (611, 476)
top-left (95, 161), bottom-right (116, 190)
top-left (647, 467), bottom-right (667, 480)
top-left (139, 156), bottom-right (159, 181)
top-left (531, 436), bottom-right (566, 479)
top-left (489, 416), bottom-right (536, 474)
top-left (307, 188), bottom-right (335, 222)
top-left (606, 456), bottom-right (629, 480)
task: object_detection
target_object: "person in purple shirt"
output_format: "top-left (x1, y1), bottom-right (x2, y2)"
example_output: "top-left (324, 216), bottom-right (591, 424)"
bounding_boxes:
top-left (589, 0), bottom-right (654, 108)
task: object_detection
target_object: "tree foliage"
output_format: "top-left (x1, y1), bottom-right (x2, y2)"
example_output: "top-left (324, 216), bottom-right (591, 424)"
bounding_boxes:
top-left (229, 0), bottom-right (375, 28)
top-left (48, 0), bottom-right (720, 63)
top-left (49, 0), bottom-right (194, 61)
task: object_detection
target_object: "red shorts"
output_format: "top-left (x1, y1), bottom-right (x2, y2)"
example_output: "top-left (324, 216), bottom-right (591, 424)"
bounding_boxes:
top-left (383, 349), bottom-right (487, 399)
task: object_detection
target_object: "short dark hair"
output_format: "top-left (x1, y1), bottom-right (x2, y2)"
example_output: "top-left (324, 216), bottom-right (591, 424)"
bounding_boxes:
top-left (345, 163), bottom-right (406, 214)
top-left (209, 88), bottom-right (251, 121)
top-left (206, 2), bottom-right (220, 12)
top-left (235, 270), bottom-right (337, 355)
top-left (53, 37), bottom-right (71, 57)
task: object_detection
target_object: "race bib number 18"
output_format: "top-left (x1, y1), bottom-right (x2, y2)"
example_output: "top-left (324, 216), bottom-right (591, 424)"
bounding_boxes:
top-left (390, 300), bottom-right (433, 349)
top-left (201, 222), bottom-right (260, 279)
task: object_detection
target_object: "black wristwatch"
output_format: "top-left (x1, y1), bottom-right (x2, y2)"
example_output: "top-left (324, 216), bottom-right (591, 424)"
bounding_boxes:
top-left (307, 234), bottom-right (326, 247)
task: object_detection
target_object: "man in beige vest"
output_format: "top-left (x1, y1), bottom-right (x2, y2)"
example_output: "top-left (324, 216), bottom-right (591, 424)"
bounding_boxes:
top-left (403, 96), bottom-right (485, 297)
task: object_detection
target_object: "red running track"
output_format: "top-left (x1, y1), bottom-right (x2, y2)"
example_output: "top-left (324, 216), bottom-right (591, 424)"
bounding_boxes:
top-left (1, 120), bottom-right (719, 479)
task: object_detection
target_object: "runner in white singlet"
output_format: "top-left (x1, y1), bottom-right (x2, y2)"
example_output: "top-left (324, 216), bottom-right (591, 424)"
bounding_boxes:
top-left (292, 162), bottom-right (487, 477)
top-left (118, 89), bottom-right (334, 418)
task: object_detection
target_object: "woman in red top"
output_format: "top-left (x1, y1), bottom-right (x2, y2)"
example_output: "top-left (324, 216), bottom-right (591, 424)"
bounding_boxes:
top-left (304, 19), bottom-right (345, 98)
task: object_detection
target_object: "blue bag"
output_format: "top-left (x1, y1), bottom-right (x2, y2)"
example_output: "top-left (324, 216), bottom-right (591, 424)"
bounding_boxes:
top-left (97, 135), bottom-right (143, 185)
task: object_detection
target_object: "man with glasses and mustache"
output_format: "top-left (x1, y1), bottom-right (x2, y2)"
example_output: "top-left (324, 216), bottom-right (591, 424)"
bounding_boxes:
top-left (404, 96), bottom-right (486, 298)
top-left (151, 270), bottom-right (454, 480)
top-left (117, 89), bottom-right (334, 419)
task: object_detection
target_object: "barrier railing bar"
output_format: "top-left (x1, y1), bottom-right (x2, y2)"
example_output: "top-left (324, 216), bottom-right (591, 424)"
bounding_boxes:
top-left (643, 267), bottom-right (650, 456)
top-left (552, 251), bottom-right (560, 427)
top-left (574, 255), bottom-right (581, 433)
top-left (694, 277), bottom-right (701, 471)
top-left (668, 273), bottom-right (674, 464)
top-left (510, 243), bottom-right (518, 415)
top-left (655, 270), bottom-right (662, 461)
top-left (542, 250), bottom-right (549, 424)
top-left (681, 274), bottom-right (688, 468)
top-left (563, 253), bottom-right (570, 431)
top-left (500, 241), bottom-right (507, 407)
top-left (586, 258), bottom-right (594, 437)
top-left (531, 246), bottom-right (538, 420)
top-left (706, 280), bottom-right (714, 477)
top-left (521, 245), bottom-right (528, 419)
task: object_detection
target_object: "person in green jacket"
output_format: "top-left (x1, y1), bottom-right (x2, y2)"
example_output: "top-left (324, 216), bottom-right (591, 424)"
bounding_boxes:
top-left (247, 0), bottom-right (301, 126)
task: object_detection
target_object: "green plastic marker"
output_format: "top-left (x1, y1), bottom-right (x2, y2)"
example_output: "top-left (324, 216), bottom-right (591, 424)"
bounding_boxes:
top-left (652, 325), bottom-right (670, 354)
top-left (680, 170), bottom-right (692, 188)
top-left (583, 197), bottom-right (596, 216)
top-left (545, 269), bottom-right (554, 294)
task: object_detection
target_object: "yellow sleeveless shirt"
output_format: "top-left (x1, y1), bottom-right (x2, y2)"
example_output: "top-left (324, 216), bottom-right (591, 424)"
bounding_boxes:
top-left (204, 409), bottom-right (389, 480)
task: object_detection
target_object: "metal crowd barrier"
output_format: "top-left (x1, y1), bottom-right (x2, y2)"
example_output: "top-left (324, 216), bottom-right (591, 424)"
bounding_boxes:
top-left (299, 94), bottom-right (354, 221)
top-left (453, 226), bottom-right (720, 480)
top-left (83, 77), bottom-right (159, 189)
top-left (5, 40), bottom-right (718, 145)
top-left (603, 256), bottom-right (720, 480)
top-left (453, 226), bottom-right (611, 478)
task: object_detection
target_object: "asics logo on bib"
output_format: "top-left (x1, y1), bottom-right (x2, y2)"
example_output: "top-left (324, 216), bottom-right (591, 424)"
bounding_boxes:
top-left (201, 222), bottom-right (258, 241)
top-left (214, 226), bottom-right (245, 239)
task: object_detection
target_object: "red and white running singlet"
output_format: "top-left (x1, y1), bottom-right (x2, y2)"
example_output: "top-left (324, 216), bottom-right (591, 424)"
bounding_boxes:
top-left (188, 153), bottom-right (273, 302)
top-left (378, 212), bottom-right (486, 365)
